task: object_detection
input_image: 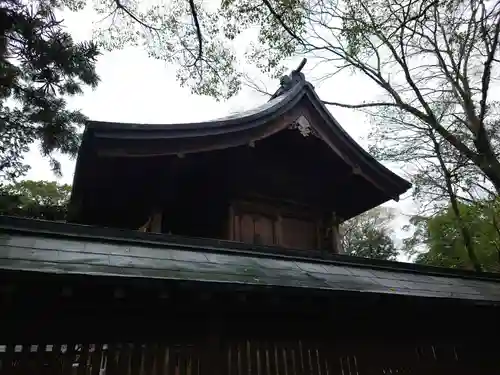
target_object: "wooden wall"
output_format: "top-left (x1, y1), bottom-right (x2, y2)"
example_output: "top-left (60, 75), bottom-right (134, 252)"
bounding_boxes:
top-left (0, 335), bottom-right (497, 375)
top-left (1, 272), bottom-right (499, 375)
top-left (227, 199), bottom-right (343, 252)
top-left (228, 200), bottom-right (322, 250)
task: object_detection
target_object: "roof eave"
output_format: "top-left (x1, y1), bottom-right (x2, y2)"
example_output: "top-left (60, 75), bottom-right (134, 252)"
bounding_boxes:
top-left (298, 84), bottom-right (411, 199)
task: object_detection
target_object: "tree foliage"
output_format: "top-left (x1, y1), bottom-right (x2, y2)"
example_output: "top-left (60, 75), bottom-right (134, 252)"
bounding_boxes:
top-left (367, 102), bottom-right (494, 271)
top-left (405, 199), bottom-right (500, 272)
top-left (0, 180), bottom-right (71, 220)
top-left (0, 0), bottom-right (100, 182)
top-left (341, 207), bottom-right (399, 261)
top-left (91, 0), bottom-right (500, 195)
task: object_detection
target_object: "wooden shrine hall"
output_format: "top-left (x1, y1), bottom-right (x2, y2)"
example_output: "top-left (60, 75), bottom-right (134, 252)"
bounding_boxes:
top-left (1, 62), bottom-right (500, 375)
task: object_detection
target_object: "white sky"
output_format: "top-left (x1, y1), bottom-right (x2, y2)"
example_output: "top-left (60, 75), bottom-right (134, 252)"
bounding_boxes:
top-left (22, 5), bottom-right (417, 254)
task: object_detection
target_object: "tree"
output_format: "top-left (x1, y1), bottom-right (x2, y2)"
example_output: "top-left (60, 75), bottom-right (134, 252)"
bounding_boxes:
top-left (341, 207), bottom-right (399, 260)
top-left (368, 102), bottom-right (489, 271)
top-left (1, 0), bottom-right (100, 182)
top-left (407, 200), bottom-right (500, 272)
top-left (91, 0), bottom-right (500, 194)
top-left (0, 180), bottom-right (71, 220)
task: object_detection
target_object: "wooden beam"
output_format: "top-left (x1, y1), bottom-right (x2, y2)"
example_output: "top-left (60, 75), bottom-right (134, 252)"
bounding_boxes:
top-left (331, 212), bottom-right (344, 254)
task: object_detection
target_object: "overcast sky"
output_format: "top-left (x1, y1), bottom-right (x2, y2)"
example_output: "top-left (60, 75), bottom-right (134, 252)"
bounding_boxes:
top-left (22, 5), bottom-right (416, 250)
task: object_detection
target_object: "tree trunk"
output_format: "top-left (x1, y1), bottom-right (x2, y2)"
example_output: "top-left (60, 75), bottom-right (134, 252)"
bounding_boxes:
top-left (473, 122), bottom-right (500, 194)
top-left (430, 130), bottom-right (483, 272)
top-left (478, 159), bottom-right (500, 195)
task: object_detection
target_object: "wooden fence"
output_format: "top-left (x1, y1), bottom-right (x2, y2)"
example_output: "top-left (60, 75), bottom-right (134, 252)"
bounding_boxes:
top-left (0, 340), bottom-right (496, 375)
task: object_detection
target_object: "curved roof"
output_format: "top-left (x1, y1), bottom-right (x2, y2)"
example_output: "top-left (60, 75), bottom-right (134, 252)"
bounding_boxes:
top-left (77, 71), bottom-right (410, 204)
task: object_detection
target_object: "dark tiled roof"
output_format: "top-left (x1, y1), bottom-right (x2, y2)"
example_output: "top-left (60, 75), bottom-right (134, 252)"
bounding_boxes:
top-left (1, 216), bottom-right (500, 303)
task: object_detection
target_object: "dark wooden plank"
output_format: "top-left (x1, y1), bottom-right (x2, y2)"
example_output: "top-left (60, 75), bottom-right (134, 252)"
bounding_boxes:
top-left (77, 344), bottom-right (90, 375)
top-left (61, 343), bottom-right (76, 375)
top-left (38, 344), bottom-right (52, 375)
top-left (90, 344), bottom-right (102, 375)
top-left (167, 344), bottom-right (177, 375)
top-left (287, 341), bottom-right (302, 375)
top-left (12, 343), bottom-right (29, 375)
top-left (262, 341), bottom-right (271, 375)
top-left (105, 344), bottom-right (117, 375)
top-left (178, 344), bottom-right (187, 375)
top-left (129, 344), bottom-right (142, 375)
top-left (51, 344), bottom-right (63, 375)
top-left (242, 340), bottom-right (251, 375)
top-left (227, 341), bottom-right (238, 375)
top-left (281, 342), bottom-right (294, 375)
top-left (118, 344), bottom-right (132, 375)
top-left (1, 343), bottom-right (15, 375)
top-left (158, 344), bottom-right (170, 375)
top-left (236, 341), bottom-right (243, 375)
top-left (273, 341), bottom-right (283, 375)
top-left (143, 343), bottom-right (156, 375)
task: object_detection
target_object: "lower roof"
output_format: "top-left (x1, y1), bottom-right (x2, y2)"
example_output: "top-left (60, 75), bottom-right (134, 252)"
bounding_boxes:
top-left (0, 216), bottom-right (499, 303)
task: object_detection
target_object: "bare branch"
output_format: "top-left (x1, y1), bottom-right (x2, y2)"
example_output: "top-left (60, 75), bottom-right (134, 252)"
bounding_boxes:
top-left (187, 0), bottom-right (203, 66)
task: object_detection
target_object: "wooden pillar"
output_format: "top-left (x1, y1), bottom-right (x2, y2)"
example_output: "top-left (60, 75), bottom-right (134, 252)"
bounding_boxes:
top-left (149, 211), bottom-right (162, 233)
top-left (331, 212), bottom-right (344, 254)
top-left (138, 210), bottom-right (163, 233)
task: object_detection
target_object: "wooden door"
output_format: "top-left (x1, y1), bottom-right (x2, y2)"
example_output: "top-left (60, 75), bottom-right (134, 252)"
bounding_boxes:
top-left (228, 201), bottom-right (320, 249)
top-left (280, 216), bottom-right (317, 250)
top-left (238, 212), bottom-right (276, 246)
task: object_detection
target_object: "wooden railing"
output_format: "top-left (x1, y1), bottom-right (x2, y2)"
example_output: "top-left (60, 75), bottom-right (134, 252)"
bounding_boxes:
top-left (0, 340), bottom-right (496, 375)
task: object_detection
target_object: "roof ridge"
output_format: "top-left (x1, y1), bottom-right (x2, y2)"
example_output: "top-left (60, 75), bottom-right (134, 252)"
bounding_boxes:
top-left (270, 58), bottom-right (308, 100)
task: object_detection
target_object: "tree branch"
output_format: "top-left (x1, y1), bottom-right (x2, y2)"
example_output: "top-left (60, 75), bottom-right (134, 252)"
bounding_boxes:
top-left (113, 0), bottom-right (160, 31)
top-left (187, 0), bottom-right (203, 66)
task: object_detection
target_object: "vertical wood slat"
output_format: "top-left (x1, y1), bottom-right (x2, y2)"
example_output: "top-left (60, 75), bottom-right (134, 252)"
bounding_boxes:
top-left (167, 345), bottom-right (177, 375)
top-left (39, 344), bottom-right (50, 375)
top-left (414, 345), bottom-right (435, 375)
top-left (90, 345), bottom-right (103, 375)
top-left (119, 345), bottom-right (127, 375)
top-left (11, 343), bottom-right (26, 375)
top-left (2, 344), bottom-right (15, 375)
top-left (177, 345), bottom-right (186, 375)
top-left (78, 344), bottom-right (90, 375)
top-left (289, 342), bottom-right (300, 375)
top-left (245, 341), bottom-right (252, 375)
top-left (130, 344), bottom-right (143, 375)
top-left (154, 344), bottom-right (164, 375)
top-left (241, 341), bottom-right (249, 375)
top-left (159, 345), bottom-right (170, 375)
top-left (283, 343), bottom-right (295, 375)
top-left (253, 341), bottom-right (262, 375)
top-left (105, 344), bottom-right (117, 375)
top-left (52, 344), bottom-right (63, 375)
top-left (386, 342), bottom-right (414, 375)
top-left (228, 342), bottom-right (234, 375)
top-left (263, 342), bottom-right (271, 375)
top-left (144, 343), bottom-right (156, 375)
top-left (296, 342), bottom-right (307, 375)
top-left (236, 342), bottom-right (242, 375)
top-left (61, 344), bottom-right (76, 375)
